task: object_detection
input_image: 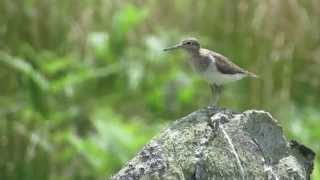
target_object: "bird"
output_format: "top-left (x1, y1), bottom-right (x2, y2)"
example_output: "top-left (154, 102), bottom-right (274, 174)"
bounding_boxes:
top-left (163, 37), bottom-right (257, 105)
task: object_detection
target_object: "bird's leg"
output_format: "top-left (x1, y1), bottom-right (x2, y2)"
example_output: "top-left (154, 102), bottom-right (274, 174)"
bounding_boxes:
top-left (209, 84), bottom-right (223, 106)
top-left (209, 84), bottom-right (217, 106)
top-left (215, 85), bottom-right (223, 104)
top-left (209, 84), bottom-right (215, 105)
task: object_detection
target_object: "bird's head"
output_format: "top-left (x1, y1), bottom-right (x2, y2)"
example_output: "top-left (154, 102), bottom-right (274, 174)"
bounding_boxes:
top-left (163, 37), bottom-right (200, 53)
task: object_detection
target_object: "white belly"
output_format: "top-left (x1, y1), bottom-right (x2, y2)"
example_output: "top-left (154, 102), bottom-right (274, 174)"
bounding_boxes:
top-left (198, 63), bottom-right (246, 85)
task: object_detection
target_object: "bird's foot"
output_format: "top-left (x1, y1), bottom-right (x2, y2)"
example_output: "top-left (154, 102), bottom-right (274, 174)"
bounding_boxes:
top-left (209, 99), bottom-right (219, 108)
top-left (208, 103), bottom-right (217, 108)
top-left (207, 98), bottom-right (221, 115)
top-left (207, 103), bottom-right (218, 116)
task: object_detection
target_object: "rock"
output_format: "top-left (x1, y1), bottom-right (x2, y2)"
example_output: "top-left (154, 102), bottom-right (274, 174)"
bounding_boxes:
top-left (112, 106), bottom-right (315, 180)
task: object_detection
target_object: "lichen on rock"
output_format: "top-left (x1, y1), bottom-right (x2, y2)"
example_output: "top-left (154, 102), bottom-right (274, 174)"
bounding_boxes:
top-left (112, 106), bottom-right (315, 180)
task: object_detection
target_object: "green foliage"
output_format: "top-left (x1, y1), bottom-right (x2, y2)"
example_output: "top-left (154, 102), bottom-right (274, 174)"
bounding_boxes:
top-left (68, 107), bottom-right (159, 178)
top-left (0, 0), bottom-right (319, 179)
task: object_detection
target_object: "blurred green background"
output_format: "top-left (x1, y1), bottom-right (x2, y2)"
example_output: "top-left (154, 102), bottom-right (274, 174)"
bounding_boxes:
top-left (0, 0), bottom-right (319, 179)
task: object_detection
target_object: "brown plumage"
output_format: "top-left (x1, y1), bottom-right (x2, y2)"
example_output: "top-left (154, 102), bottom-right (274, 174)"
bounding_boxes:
top-left (164, 37), bottom-right (258, 105)
top-left (206, 50), bottom-right (257, 77)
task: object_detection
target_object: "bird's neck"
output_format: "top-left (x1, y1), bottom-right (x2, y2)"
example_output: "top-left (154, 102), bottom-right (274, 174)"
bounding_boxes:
top-left (187, 48), bottom-right (200, 57)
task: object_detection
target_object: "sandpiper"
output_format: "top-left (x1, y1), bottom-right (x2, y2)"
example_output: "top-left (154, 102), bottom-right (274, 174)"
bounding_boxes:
top-left (163, 37), bottom-right (257, 105)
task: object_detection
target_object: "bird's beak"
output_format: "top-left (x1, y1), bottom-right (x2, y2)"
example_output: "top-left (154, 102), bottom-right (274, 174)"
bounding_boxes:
top-left (163, 43), bottom-right (182, 51)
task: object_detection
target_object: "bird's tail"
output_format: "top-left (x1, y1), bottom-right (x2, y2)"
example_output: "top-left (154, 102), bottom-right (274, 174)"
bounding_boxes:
top-left (246, 71), bottom-right (259, 78)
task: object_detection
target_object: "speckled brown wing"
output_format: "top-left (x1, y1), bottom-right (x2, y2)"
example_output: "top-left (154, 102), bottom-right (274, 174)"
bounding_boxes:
top-left (210, 51), bottom-right (246, 75)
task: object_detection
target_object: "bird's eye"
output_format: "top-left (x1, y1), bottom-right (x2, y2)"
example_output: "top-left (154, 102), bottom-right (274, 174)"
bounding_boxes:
top-left (186, 42), bottom-right (192, 45)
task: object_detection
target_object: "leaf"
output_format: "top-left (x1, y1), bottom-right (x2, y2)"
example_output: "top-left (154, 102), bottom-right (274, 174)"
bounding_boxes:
top-left (0, 51), bottom-right (49, 90)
